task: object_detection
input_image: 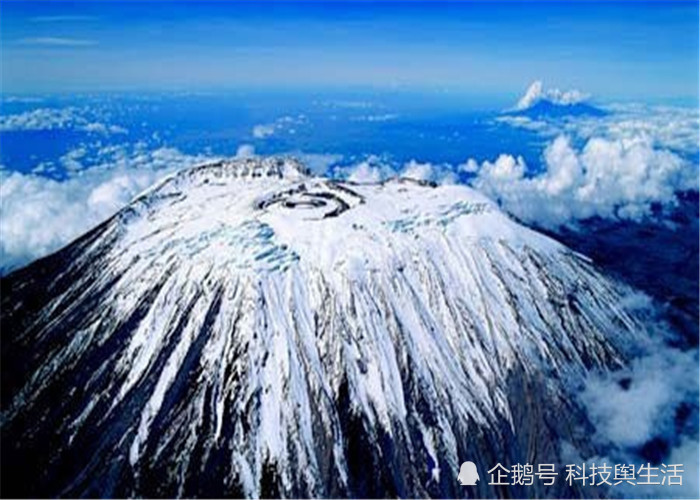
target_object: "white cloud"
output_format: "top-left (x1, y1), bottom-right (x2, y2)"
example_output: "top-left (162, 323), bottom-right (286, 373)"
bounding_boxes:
top-left (491, 101), bottom-right (699, 227)
top-left (499, 102), bottom-right (699, 156)
top-left (82, 122), bottom-right (128, 134)
top-left (252, 114), bottom-right (308, 139)
top-left (401, 160), bottom-right (434, 181)
top-left (0, 108), bottom-right (76, 131)
top-left (494, 114), bottom-right (553, 133)
top-left (516, 81), bottom-right (546, 110)
top-left (515, 80), bottom-right (589, 110)
top-left (293, 152), bottom-right (342, 175)
top-left (0, 107), bottom-right (128, 134)
top-left (664, 438), bottom-right (700, 498)
top-left (59, 146), bottom-right (88, 172)
top-left (575, 291), bottom-right (699, 498)
top-left (337, 155), bottom-right (395, 183)
top-left (459, 158), bottom-right (480, 174)
top-left (16, 37), bottom-right (97, 47)
top-left (579, 346), bottom-right (699, 497)
top-left (350, 113), bottom-right (399, 122)
top-left (252, 124), bottom-right (275, 139)
top-left (235, 144), bottom-right (256, 158)
top-left (469, 134), bottom-right (696, 227)
top-left (577, 105), bottom-right (700, 156)
top-left (0, 146), bottom-right (213, 273)
top-left (581, 347), bottom-right (698, 449)
top-left (341, 157), bottom-right (456, 185)
top-left (348, 162), bottom-right (382, 183)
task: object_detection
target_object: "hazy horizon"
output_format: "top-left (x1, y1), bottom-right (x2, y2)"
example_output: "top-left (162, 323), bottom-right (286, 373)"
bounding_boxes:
top-left (1, 1), bottom-right (698, 102)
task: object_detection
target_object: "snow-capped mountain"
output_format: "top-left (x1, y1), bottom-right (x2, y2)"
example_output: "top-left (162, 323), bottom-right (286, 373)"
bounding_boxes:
top-left (1, 157), bottom-right (638, 498)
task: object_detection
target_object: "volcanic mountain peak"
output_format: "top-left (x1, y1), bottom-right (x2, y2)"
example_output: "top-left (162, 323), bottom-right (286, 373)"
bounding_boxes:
top-left (1, 157), bottom-right (637, 498)
top-left (118, 157), bottom-right (564, 276)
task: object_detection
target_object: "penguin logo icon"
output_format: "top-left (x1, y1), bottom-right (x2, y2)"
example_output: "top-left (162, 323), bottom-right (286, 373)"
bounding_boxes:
top-left (458, 461), bottom-right (480, 485)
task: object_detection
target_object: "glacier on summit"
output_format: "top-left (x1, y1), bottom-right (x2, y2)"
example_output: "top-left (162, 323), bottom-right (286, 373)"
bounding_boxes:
top-left (2, 157), bottom-right (642, 498)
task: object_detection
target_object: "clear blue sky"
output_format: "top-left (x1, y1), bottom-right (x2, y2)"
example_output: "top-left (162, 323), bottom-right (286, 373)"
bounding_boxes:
top-left (1, 1), bottom-right (698, 101)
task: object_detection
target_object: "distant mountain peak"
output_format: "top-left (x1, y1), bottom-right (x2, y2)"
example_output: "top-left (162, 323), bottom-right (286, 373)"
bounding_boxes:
top-left (507, 80), bottom-right (606, 118)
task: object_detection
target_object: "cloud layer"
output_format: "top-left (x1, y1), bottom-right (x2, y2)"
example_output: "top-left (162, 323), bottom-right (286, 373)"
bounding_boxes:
top-left (498, 103), bottom-right (699, 156)
top-left (468, 134), bottom-right (696, 228)
top-left (2, 96), bottom-right (696, 271)
top-left (338, 104), bottom-right (697, 230)
top-left (0, 145), bottom-right (212, 273)
top-left (577, 294), bottom-right (699, 498)
top-left (0, 107), bottom-right (127, 134)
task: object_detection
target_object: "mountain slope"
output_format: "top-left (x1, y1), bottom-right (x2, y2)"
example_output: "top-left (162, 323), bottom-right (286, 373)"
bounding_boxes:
top-left (1, 157), bottom-right (637, 498)
top-left (504, 100), bottom-right (607, 119)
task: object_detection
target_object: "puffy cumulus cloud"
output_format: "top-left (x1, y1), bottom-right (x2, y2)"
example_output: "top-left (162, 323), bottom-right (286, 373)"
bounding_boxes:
top-left (0, 146), bottom-right (214, 273)
top-left (463, 154), bottom-right (526, 181)
top-left (339, 157), bottom-right (457, 185)
top-left (469, 135), bottom-right (697, 228)
top-left (348, 162), bottom-right (382, 183)
top-left (293, 152), bottom-right (342, 176)
top-left (333, 155), bottom-right (397, 183)
top-left (0, 107), bottom-right (127, 134)
top-left (514, 80), bottom-right (589, 110)
top-left (401, 160), bottom-right (434, 181)
top-left (0, 170), bottom-right (161, 272)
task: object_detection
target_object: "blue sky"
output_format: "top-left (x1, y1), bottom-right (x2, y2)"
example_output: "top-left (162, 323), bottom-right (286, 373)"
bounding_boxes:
top-left (1, 1), bottom-right (698, 101)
